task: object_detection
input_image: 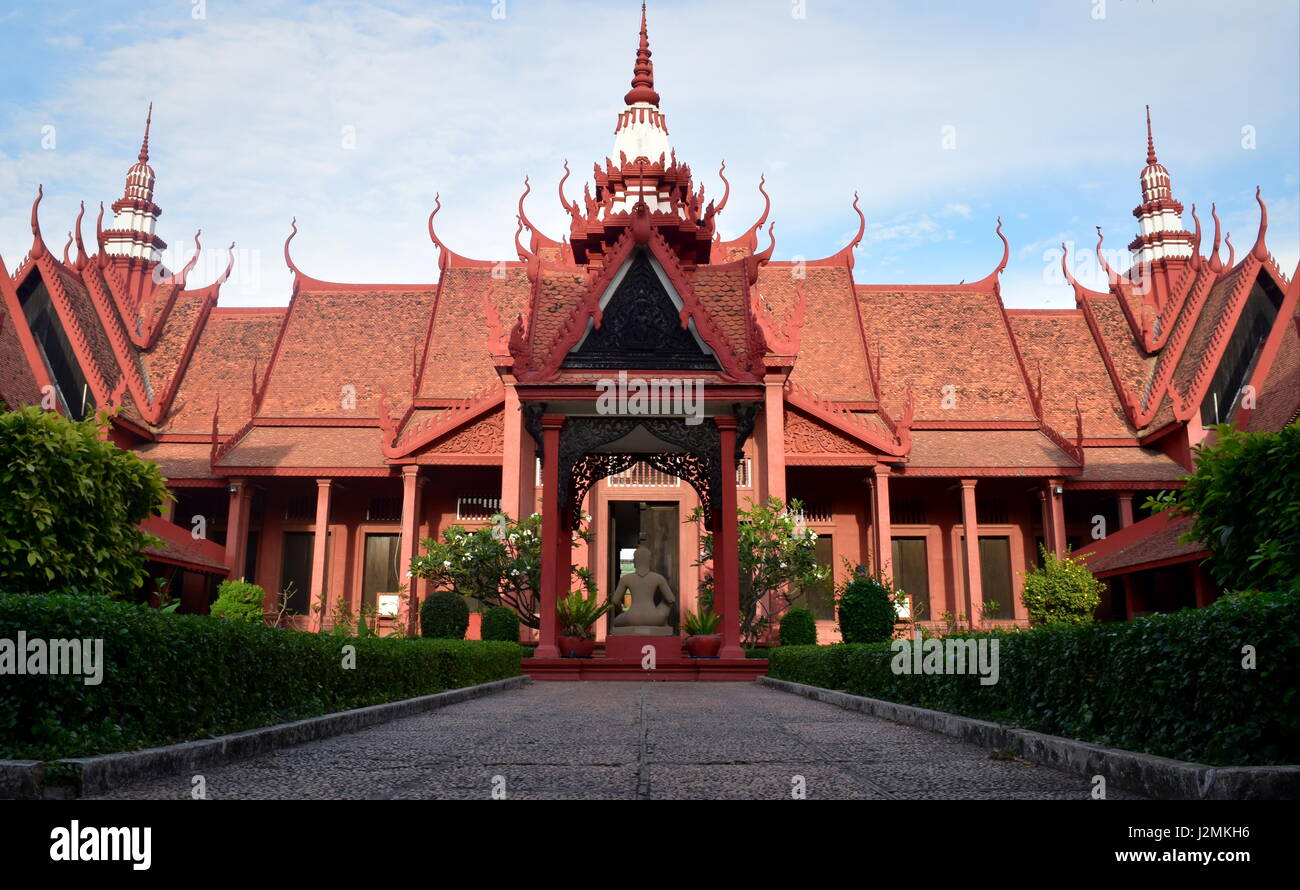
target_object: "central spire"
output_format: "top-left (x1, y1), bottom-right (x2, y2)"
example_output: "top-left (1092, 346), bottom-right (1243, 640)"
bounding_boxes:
top-left (624, 3), bottom-right (660, 106)
top-left (1145, 104), bottom-right (1157, 166)
top-left (139, 101), bottom-right (153, 163)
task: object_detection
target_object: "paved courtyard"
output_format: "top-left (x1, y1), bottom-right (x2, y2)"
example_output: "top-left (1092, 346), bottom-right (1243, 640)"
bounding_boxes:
top-left (91, 682), bottom-right (1138, 800)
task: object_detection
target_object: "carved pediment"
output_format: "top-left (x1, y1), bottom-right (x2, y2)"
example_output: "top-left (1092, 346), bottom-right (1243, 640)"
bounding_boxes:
top-left (562, 249), bottom-right (719, 371)
top-left (784, 408), bottom-right (870, 455)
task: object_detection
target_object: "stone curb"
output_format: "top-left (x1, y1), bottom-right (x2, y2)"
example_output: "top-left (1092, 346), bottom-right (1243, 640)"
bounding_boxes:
top-left (3, 674), bottom-right (529, 800)
top-left (758, 676), bottom-right (1300, 800)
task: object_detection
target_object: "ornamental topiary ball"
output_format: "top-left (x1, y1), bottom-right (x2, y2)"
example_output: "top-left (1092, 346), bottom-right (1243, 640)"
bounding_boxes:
top-left (480, 605), bottom-right (521, 642)
top-left (420, 591), bottom-right (469, 639)
top-left (209, 580), bottom-right (267, 623)
top-left (837, 573), bottom-right (897, 643)
top-left (779, 607), bottom-right (818, 646)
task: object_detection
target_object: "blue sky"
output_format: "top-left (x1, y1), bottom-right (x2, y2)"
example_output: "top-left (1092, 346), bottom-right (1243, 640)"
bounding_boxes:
top-left (1, 0), bottom-right (1296, 308)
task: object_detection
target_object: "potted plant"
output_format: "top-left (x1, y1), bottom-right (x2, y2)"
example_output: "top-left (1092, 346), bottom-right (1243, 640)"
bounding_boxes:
top-left (556, 590), bottom-right (611, 658)
top-left (681, 607), bottom-right (722, 658)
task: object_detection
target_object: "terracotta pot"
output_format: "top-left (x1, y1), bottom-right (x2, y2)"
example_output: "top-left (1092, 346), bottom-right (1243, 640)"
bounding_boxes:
top-left (558, 636), bottom-right (596, 658)
top-left (684, 634), bottom-right (722, 658)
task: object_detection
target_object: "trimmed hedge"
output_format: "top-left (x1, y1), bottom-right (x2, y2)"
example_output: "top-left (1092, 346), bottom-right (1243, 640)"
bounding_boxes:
top-left (778, 608), bottom-right (817, 646)
top-left (0, 593), bottom-right (522, 761)
top-left (421, 591), bottom-right (469, 639)
top-left (768, 589), bottom-right (1300, 766)
top-left (480, 606), bottom-right (521, 643)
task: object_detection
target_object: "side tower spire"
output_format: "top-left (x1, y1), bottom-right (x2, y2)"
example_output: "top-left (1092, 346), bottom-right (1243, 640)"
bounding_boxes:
top-left (102, 102), bottom-right (167, 266)
top-left (1127, 106), bottom-right (1194, 307)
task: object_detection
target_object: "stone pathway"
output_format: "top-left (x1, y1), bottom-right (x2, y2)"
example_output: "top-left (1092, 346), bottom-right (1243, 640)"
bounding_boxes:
top-left (90, 682), bottom-right (1140, 800)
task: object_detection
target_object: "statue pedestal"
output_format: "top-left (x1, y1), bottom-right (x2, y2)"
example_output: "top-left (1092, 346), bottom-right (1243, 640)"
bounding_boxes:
top-left (604, 634), bottom-right (682, 661)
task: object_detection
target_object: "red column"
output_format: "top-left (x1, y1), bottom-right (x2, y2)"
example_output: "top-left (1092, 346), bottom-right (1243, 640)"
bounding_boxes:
top-left (1037, 489), bottom-right (1051, 559)
top-left (763, 375), bottom-right (786, 504)
top-left (960, 479), bottom-right (982, 623)
top-left (309, 479), bottom-right (332, 631)
top-left (536, 415), bottom-right (565, 658)
top-left (1192, 567), bottom-right (1212, 607)
top-left (224, 478), bottom-right (248, 581)
top-left (715, 416), bottom-right (745, 659)
top-left (500, 382), bottom-right (524, 520)
top-left (400, 465), bottom-right (423, 634)
top-left (1047, 478), bottom-right (1066, 557)
top-left (1116, 491), bottom-right (1134, 529)
top-left (872, 465), bottom-right (892, 580)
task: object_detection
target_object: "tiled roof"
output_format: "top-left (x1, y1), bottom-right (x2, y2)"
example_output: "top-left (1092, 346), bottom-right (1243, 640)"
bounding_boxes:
top-left (905, 430), bottom-right (1076, 469)
top-left (162, 310), bottom-right (284, 434)
top-left (258, 288), bottom-right (433, 416)
top-left (857, 287), bottom-right (1036, 421)
top-left (0, 310), bottom-right (42, 408)
top-left (1242, 308), bottom-right (1299, 432)
top-left (1008, 311), bottom-right (1135, 437)
top-left (1078, 511), bottom-right (1206, 576)
top-left (1086, 295), bottom-right (1156, 407)
top-left (692, 262), bottom-right (754, 369)
top-left (423, 267), bottom-right (530, 397)
top-left (141, 515), bottom-right (229, 573)
top-left (135, 441), bottom-right (216, 479)
top-left (1076, 446), bottom-right (1186, 481)
top-left (762, 265), bottom-right (874, 400)
top-left (215, 425), bottom-right (387, 468)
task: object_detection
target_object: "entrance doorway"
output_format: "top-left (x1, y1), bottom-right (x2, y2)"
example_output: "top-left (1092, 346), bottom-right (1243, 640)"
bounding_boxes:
top-left (608, 500), bottom-right (680, 630)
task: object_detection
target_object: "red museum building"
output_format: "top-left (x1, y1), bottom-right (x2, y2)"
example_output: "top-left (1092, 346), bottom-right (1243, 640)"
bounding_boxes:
top-left (2, 9), bottom-right (1297, 662)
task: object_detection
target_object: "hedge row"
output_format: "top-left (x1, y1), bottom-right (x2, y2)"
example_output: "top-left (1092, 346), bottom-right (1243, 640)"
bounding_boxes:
top-left (0, 593), bottom-right (522, 761)
top-left (768, 588), bottom-right (1300, 766)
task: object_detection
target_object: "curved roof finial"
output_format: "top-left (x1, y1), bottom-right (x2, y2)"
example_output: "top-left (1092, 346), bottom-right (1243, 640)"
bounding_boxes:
top-left (624, 3), bottom-right (659, 106)
top-left (1209, 203), bottom-right (1223, 272)
top-left (62, 231), bottom-right (73, 266)
top-left (1060, 241), bottom-right (1083, 295)
top-left (1144, 104), bottom-right (1157, 166)
top-left (1095, 225), bottom-right (1121, 286)
top-left (283, 217), bottom-right (301, 275)
top-left (427, 193), bottom-right (445, 251)
top-left (95, 201), bottom-right (108, 269)
top-left (715, 161), bottom-right (730, 214)
top-left (139, 101), bottom-right (153, 163)
top-left (1252, 187), bottom-right (1269, 260)
top-left (754, 175), bottom-right (771, 228)
top-left (847, 191), bottom-right (866, 252)
top-left (73, 201), bottom-right (88, 269)
top-left (558, 160), bottom-right (573, 214)
top-left (218, 242), bottom-right (235, 285)
top-left (29, 184), bottom-right (45, 259)
top-left (1224, 232), bottom-right (1235, 270)
top-left (177, 230), bottom-right (202, 288)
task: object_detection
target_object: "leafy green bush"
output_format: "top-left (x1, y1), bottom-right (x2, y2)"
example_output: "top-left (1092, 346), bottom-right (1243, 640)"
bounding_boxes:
top-left (0, 592), bottom-right (522, 760)
top-left (0, 406), bottom-right (169, 594)
top-left (1020, 547), bottom-right (1103, 625)
top-left (420, 591), bottom-right (469, 639)
top-left (836, 571), bottom-right (897, 643)
top-left (769, 587), bottom-right (1300, 766)
top-left (778, 607), bottom-right (817, 646)
top-left (208, 580), bottom-right (266, 623)
top-left (1147, 424), bottom-right (1300, 593)
top-left (480, 606), bottom-right (520, 643)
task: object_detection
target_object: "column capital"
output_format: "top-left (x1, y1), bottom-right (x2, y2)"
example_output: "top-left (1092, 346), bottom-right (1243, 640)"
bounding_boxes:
top-left (714, 414), bottom-right (738, 431)
top-left (541, 413), bottom-right (567, 430)
top-left (315, 477), bottom-right (334, 489)
top-left (401, 464), bottom-right (420, 478)
top-left (959, 477), bottom-right (978, 489)
top-left (871, 463), bottom-right (891, 479)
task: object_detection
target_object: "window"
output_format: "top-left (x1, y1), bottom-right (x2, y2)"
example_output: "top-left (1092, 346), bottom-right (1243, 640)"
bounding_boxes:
top-left (456, 496), bottom-right (501, 520)
top-left (280, 532), bottom-right (315, 614)
top-left (18, 278), bottom-right (93, 420)
top-left (891, 537), bottom-right (930, 620)
top-left (961, 535), bottom-right (1015, 620)
top-left (1200, 279), bottom-right (1283, 426)
top-left (801, 535), bottom-right (836, 621)
top-left (361, 534), bottom-right (401, 614)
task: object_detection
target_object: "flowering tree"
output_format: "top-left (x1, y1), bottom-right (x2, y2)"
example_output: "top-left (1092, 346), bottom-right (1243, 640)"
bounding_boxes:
top-left (408, 512), bottom-right (595, 629)
top-left (689, 497), bottom-right (829, 646)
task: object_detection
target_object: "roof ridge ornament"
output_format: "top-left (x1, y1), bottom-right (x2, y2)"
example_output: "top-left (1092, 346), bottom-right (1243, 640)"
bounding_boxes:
top-left (624, 3), bottom-right (660, 107)
top-left (1145, 104), bottom-right (1157, 166)
top-left (139, 101), bottom-right (153, 164)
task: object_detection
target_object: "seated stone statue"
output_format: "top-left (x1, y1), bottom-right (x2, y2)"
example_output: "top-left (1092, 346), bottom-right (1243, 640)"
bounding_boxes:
top-left (609, 545), bottom-right (677, 636)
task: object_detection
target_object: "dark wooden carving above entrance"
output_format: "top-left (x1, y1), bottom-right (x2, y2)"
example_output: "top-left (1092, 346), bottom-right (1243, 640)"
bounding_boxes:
top-left (562, 249), bottom-right (720, 371)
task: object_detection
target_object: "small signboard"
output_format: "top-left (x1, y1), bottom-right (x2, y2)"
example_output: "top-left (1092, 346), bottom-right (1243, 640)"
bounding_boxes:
top-left (377, 594), bottom-right (401, 617)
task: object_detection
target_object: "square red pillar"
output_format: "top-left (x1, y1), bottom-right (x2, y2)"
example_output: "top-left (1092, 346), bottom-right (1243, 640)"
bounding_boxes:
top-left (1046, 478), bottom-right (1067, 557)
top-left (1116, 491), bottom-right (1135, 529)
top-left (223, 477), bottom-right (249, 582)
top-left (714, 416), bottom-right (745, 659)
top-left (400, 465), bottom-right (424, 634)
top-left (536, 414), bottom-right (566, 658)
top-left (309, 479), bottom-right (333, 632)
top-left (959, 478), bottom-right (982, 623)
top-left (872, 465), bottom-right (892, 580)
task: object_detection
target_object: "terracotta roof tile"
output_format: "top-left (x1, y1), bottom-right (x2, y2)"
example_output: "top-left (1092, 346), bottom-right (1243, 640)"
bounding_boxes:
top-left (215, 425), bottom-right (387, 468)
top-left (162, 310), bottom-right (284, 434)
top-left (1008, 311), bottom-right (1135, 437)
top-left (259, 289), bottom-right (433, 416)
top-left (1078, 511), bottom-right (1206, 576)
top-left (135, 441), bottom-right (217, 479)
top-left (905, 429), bottom-right (1075, 468)
top-left (761, 266), bottom-right (873, 399)
top-left (423, 267), bottom-right (530, 397)
top-left (1077, 446), bottom-right (1186, 481)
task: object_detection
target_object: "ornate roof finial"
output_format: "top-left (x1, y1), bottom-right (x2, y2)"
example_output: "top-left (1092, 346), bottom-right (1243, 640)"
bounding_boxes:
top-left (1145, 104), bottom-right (1157, 166)
top-left (624, 3), bottom-right (660, 106)
top-left (139, 101), bottom-right (153, 163)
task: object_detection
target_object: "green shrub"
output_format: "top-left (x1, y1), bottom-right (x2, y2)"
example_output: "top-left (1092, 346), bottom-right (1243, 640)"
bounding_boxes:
top-left (1147, 424), bottom-right (1300, 593)
top-left (0, 406), bottom-right (169, 594)
top-left (836, 572), bottom-right (897, 643)
top-left (208, 580), bottom-right (266, 623)
top-left (1020, 547), bottom-right (1103, 625)
top-left (0, 592), bottom-right (521, 761)
top-left (778, 607), bottom-right (817, 646)
top-left (480, 606), bottom-right (520, 643)
top-left (421, 591), bottom-right (469, 639)
top-left (769, 587), bottom-right (1300, 766)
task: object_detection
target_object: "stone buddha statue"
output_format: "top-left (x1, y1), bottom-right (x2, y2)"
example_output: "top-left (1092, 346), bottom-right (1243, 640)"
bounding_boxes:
top-left (609, 545), bottom-right (677, 636)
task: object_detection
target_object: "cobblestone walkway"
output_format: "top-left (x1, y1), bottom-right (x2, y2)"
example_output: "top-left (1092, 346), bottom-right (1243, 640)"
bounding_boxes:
top-left (91, 682), bottom-right (1138, 800)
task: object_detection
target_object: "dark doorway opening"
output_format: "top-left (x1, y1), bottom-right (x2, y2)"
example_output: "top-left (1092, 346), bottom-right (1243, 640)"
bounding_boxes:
top-left (608, 500), bottom-right (680, 630)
